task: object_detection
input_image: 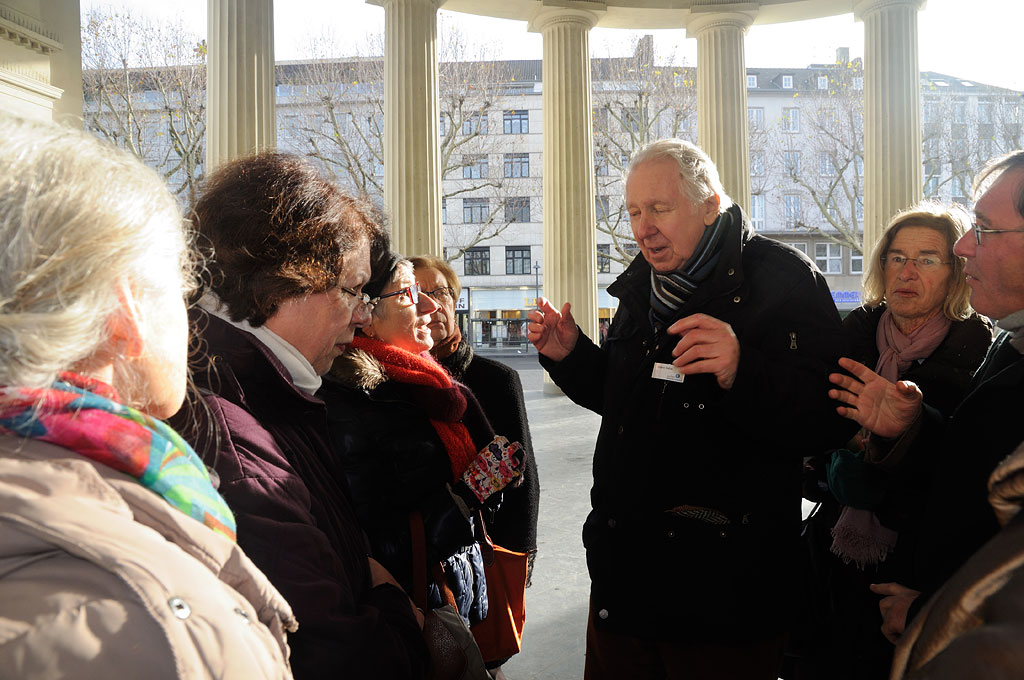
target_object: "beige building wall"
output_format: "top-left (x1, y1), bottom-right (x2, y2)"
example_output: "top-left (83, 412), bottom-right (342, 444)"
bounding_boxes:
top-left (0, 0), bottom-right (81, 123)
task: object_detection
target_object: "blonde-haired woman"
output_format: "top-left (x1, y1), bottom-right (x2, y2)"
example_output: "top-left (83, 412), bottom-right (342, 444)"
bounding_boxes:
top-left (797, 202), bottom-right (992, 680)
top-left (0, 115), bottom-right (295, 678)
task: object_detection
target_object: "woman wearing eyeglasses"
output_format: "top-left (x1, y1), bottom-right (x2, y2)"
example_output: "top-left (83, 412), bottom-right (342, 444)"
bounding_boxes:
top-left (411, 255), bottom-right (540, 676)
top-left (793, 202), bottom-right (992, 680)
top-left (319, 252), bottom-right (524, 634)
top-left (171, 154), bottom-right (432, 679)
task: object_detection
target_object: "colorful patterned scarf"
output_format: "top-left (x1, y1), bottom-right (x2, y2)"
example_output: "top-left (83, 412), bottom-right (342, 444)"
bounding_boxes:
top-left (0, 372), bottom-right (237, 542)
top-left (352, 336), bottom-right (478, 479)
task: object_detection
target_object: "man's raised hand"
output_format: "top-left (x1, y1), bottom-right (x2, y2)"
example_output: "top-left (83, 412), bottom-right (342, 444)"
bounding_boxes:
top-left (528, 297), bottom-right (579, 361)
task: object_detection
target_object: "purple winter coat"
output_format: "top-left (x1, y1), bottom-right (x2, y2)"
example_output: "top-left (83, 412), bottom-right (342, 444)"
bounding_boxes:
top-left (172, 310), bottom-right (429, 680)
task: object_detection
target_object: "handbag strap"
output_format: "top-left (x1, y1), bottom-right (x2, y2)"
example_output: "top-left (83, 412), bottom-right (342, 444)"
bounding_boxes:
top-left (408, 510), bottom-right (459, 610)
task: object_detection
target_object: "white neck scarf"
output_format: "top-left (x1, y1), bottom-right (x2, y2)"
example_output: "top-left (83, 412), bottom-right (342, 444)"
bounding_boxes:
top-left (198, 293), bottom-right (322, 395)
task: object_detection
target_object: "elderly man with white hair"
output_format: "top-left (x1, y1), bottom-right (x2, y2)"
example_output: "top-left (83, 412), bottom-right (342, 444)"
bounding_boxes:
top-left (529, 138), bottom-right (847, 679)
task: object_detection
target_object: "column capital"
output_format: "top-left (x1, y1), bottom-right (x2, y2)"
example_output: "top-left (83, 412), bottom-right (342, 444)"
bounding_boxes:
top-left (853, 0), bottom-right (926, 21)
top-left (685, 4), bottom-right (758, 39)
top-left (527, 3), bottom-right (604, 34)
top-left (367, 0), bottom-right (442, 10)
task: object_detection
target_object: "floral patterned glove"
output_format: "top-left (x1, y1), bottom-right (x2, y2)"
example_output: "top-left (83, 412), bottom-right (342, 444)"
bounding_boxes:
top-left (456, 435), bottom-right (523, 506)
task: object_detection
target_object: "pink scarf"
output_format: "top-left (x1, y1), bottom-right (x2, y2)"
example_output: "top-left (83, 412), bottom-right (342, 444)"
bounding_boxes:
top-left (831, 307), bottom-right (951, 568)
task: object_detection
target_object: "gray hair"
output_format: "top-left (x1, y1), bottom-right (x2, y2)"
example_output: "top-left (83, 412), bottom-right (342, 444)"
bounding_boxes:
top-left (627, 138), bottom-right (733, 212)
top-left (974, 149), bottom-right (1024, 218)
top-left (0, 114), bottom-right (192, 406)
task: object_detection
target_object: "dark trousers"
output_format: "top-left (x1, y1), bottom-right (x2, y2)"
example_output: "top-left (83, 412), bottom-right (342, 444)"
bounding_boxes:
top-left (584, 602), bottom-right (785, 680)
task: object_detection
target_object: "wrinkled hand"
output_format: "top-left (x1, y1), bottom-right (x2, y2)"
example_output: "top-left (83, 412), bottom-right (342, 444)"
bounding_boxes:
top-left (870, 582), bottom-right (920, 644)
top-left (829, 358), bottom-right (922, 438)
top-left (457, 436), bottom-right (524, 506)
top-left (667, 313), bottom-right (741, 390)
top-left (528, 297), bottom-right (579, 361)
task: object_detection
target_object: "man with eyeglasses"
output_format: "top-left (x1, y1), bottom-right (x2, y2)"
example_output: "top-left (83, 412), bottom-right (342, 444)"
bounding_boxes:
top-left (828, 150), bottom-right (1024, 674)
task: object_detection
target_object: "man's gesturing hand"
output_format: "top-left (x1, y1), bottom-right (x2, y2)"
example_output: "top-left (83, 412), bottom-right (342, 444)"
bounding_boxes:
top-left (528, 297), bottom-right (579, 361)
top-left (667, 313), bottom-right (741, 390)
top-left (829, 357), bottom-right (922, 438)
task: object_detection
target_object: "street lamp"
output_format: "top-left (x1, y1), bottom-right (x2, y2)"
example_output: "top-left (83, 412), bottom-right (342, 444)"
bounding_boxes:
top-left (533, 261), bottom-right (541, 306)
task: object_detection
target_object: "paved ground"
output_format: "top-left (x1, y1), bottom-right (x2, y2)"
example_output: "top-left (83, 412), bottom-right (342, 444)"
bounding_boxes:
top-left (489, 355), bottom-right (596, 680)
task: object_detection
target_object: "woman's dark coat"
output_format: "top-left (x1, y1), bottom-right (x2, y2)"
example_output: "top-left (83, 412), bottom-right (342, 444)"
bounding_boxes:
top-left (541, 205), bottom-right (847, 641)
top-left (440, 342), bottom-right (540, 559)
top-left (171, 311), bottom-right (429, 680)
top-left (318, 347), bottom-right (490, 623)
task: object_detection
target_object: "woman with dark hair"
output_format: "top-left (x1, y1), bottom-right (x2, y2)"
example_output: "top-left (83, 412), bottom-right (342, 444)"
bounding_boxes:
top-left (173, 153), bottom-right (428, 679)
top-left (319, 253), bottom-right (523, 634)
top-left (0, 116), bottom-right (295, 678)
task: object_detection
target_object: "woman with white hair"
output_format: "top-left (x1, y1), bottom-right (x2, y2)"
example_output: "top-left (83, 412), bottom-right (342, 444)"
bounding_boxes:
top-left (0, 115), bottom-right (295, 678)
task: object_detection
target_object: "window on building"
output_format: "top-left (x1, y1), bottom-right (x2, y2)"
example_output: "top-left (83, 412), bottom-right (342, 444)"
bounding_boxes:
top-left (623, 241), bottom-right (640, 260)
top-left (750, 151), bottom-right (765, 177)
top-left (463, 197), bottom-right (489, 223)
top-left (506, 246), bottom-right (531, 274)
top-left (816, 242), bottom-right (842, 274)
top-left (924, 170), bottom-right (940, 197)
top-left (439, 113), bottom-right (446, 136)
top-left (442, 198), bottom-right (447, 224)
top-left (593, 106), bottom-right (609, 128)
top-left (597, 244), bottom-right (611, 273)
top-left (819, 153), bottom-right (836, 177)
top-left (784, 150), bottom-right (801, 176)
top-left (503, 110), bottom-right (529, 134)
top-left (850, 249), bottom-right (863, 274)
top-left (979, 102), bottom-right (994, 124)
top-left (791, 242), bottom-right (808, 255)
top-left (504, 197), bottom-right (530, 223)
top-left (782, 75), bottom-right (794, 89)
top-left (463, 154), bottom-right (488, 179)
top-left (856, 197), bottom-right (864, 221)
top-left (953, 100), bottom-right (968, 124)
top-left (462, 113), bottom-right (487, 136)
top-left (595, 150), bottom-right (610, 176)
top-left (855, 155), bottom-right (864, 178)
top-left (953, 175), bottom-right (971, 204)
top-left (504, 153), bottom-right (529, 178)
top-left (747, 74), bottom-right (757, 88)
top-left (817, 75), bottom-right (829, 90)
top-left (923, 101), bottom-right (939, 124)
top-left (782, 108), bottom-right (800, 133)
top-left (748, 107), bottom-right (765, 131)
top-left (594, 196), bottom-right (611, 222)
top-left (464, 247), bottom-right (490, 275)
top-left (750, 194), bottom-right (765, 231)
top-left (852, 77), bottom-right (864, 90)
top-left (784, 195), bottom-right (802, 228)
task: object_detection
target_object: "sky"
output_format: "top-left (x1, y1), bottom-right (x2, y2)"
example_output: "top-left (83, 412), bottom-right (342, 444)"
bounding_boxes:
top-left (82, 0), bottom-right (1024, 92)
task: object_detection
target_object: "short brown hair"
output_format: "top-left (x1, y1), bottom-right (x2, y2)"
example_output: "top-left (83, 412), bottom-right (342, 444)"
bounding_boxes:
top-left (410, 254), bottom-right (462, 298)
top-left (862, 201), bottom-right (973, 320)
top-left (193, 152), bottom-right (385, 326)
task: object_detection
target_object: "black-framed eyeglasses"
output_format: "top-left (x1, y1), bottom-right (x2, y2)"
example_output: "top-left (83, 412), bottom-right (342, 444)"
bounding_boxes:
top-left (881, 254), bottom-right (950, 271)
top-left (422, 286), bottom-right (455, 303)
top-left (339, 286), bottom-right (376, 313)
top-left (972, 222), bottom-right (1024, 245)
top-left (374, 281), bottom-right (421, 306)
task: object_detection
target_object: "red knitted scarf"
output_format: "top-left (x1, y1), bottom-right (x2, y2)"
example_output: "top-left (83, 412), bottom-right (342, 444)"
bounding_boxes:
top-left (351, 336), bottom-right (477, 478)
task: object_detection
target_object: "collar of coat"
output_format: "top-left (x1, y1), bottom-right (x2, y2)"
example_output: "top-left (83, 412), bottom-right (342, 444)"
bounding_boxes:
top-left (325, 344), bottom-right (390, 392)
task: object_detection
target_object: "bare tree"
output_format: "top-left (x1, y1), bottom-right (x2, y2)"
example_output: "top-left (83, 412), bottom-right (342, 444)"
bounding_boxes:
top-left (591, 36), bottom-right (698, 267)
top-left (278, 27), bottom-right (524, 259)
top-left (81, 6), bottom-right (206, 208)
top-left (768, 61), bottom-right (865, 254)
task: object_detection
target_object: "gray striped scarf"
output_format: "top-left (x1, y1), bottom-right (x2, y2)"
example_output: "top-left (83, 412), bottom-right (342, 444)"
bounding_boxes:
top-left (649, 212), bottom-right (728, 330)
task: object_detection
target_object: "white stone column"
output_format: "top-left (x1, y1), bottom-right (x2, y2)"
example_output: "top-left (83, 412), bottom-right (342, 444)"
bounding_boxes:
top-left (687, 5), bottom-right (756, 212)
top-left (206, 0), bottom-right (276, 172)
top-left (375, 0), bottom-right (442, 258)
top-left (855, 0), bottom-right (925, 255)
top-left (528, 6), bottom-right (602, 348)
